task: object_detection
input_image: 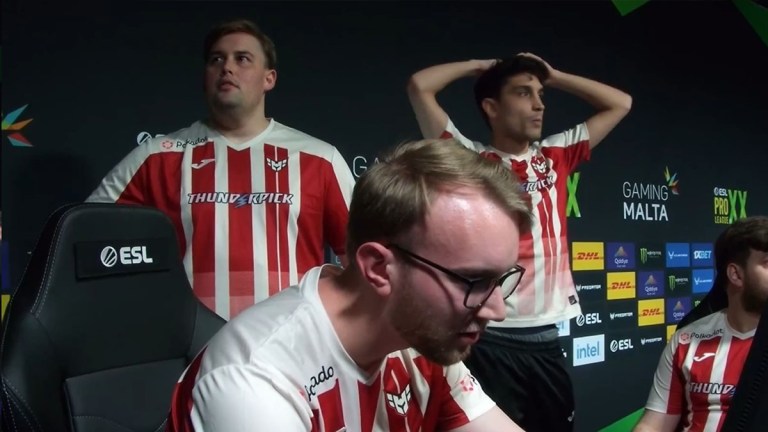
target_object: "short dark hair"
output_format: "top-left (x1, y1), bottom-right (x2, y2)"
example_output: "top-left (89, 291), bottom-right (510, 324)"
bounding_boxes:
top-left (715, 216), bottom-right (768, 277)
top-left (473, 56), bottom-right (550, 127)
top-left (203, 19), bottom-right (277, 69)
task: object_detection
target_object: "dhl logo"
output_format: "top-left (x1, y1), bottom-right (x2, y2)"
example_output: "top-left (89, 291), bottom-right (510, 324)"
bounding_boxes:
top-left (572, 242), bottom-right (605, 271)
top-left (611, 281), bottom-right (632, 289)
top-left (576, 252), bottom-right (601, 260)
top-left (641, 308), bottom-right (662, 316)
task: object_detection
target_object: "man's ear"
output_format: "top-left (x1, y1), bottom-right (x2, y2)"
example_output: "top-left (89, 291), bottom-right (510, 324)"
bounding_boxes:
top-left (481, 98), bottom-right (498, 123)
top-left (355, 242), bottom-right (395, 297)
top-left (727, 263), bottom-right (744, 288)
top-left (263, 69), bottom-right (277, 92)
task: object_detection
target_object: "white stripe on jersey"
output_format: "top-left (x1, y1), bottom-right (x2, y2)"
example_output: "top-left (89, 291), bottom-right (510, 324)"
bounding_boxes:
top-left (285, 149), bottom-right (301, 287)
top-left (213, 145), bottom-right (230, 319)
top-left (250, 145), bottom-right (269, 303)
top-left (181, 149), bottom-right (195, 287)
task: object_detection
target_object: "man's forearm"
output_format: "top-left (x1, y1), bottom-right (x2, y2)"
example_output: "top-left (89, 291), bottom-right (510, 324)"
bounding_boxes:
top-left (407, 60), bottom-right (486, 95)
top-left (548, 70), bottom-right (632, 112)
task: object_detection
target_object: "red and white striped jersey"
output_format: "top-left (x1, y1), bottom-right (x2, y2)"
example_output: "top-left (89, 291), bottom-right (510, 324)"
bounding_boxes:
top-left (440, 118), bottom-right (590, 327)
top-left (646, 311), bottom-right (754, 432)
top-left (86, 119), bottom-right (355, 320)
top-left (167, 265), bottom-right (496, 432)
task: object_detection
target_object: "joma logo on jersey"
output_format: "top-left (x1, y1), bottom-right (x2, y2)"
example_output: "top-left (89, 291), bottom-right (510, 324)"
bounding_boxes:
top-left (186, 192), bottom-right (294, 207)
top-left (689, 382), bottom-right (736, 396)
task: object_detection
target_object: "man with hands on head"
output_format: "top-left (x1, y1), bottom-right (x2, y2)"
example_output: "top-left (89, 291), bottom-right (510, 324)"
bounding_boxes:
top-left (407, 52), bottom-right (632, 431)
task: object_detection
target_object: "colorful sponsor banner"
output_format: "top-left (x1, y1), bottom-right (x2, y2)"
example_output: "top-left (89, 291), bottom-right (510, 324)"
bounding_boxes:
top-left (606, 272), bottom-right (636, 300)
top-left (572, 242), bottom-right (605, 271)
top-left (692, 269), bottom-right (716, 294)
top-left (665, 243), bottom-right (690, 268)
top-left (638, 299), bottom-right (665, 326)
top-left (606, 242), bottom-right (636, 270)
top-left (690, 243), bottom-right (714, 267)
top-left (637, 271), bottom-right (665, 298)
top-left (666, 297), bottom-right (692, 324)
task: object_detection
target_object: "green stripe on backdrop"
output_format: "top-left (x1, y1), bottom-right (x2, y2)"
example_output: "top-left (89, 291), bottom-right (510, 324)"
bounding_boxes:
top-left (613, 0), bottom-right (768, 48)
top-left (598, 408), bottom-right (644, 432)
top-left (733, 0), bottom-right (768, 47)
top-left (610, 0), bottom-right (651, 16)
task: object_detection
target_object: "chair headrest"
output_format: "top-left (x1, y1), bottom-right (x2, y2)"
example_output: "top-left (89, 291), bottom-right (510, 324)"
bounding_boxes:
top-left (3, 202), bottom-right (200, 376)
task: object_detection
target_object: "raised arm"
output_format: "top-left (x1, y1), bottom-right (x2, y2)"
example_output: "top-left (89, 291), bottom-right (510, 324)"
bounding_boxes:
top-left (519, 53), bottom-right (632, 149)
top-left (407, 59), bottom-right (497, 139)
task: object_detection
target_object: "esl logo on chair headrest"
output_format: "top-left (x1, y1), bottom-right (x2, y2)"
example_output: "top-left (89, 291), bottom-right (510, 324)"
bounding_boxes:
top-left (76, 239), bottom-right (170, 279)
top-left (100, 246), bottom-right (153, 267)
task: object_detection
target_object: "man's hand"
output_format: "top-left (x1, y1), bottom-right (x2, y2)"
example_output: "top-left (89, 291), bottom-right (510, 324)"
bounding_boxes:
top-left (471, 58), bottom-right (500, 76)
top-left (515, 52), bottom-right (557, 84)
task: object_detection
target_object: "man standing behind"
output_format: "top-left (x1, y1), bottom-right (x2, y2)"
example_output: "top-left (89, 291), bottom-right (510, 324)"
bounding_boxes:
top-left (87, 19), bottom-right (355, 320)
top-left (407, 53), bottom-right (632, 431)
top-left (633, 216), bottom-right (768, 432)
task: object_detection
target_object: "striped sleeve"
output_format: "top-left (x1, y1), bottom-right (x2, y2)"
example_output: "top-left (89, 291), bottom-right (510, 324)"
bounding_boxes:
top-left (439, 118), bottom-right (484, 152)
top-left (323, 147), bottom-right (355, 256)
top-left (540, 123), bottom-right (591, 173)
top-left (646, 332), bottom-right (688, 414)
top-left (435, 361), bottom-right (496, 430)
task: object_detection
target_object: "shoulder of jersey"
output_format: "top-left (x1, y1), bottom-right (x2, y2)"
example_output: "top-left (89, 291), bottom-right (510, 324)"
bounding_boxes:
top-left (270, 121), bottom-right (339, 155)
top-left (144, 121), bottom-right (211, 154)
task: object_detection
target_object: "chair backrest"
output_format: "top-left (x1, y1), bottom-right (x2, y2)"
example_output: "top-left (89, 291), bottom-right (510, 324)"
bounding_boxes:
top-left (0, 203), bottom-right (225, 432)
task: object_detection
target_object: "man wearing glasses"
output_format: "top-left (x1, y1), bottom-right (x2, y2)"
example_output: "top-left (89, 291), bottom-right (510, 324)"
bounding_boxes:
top-left (167, 139), bottom-right (532, 431)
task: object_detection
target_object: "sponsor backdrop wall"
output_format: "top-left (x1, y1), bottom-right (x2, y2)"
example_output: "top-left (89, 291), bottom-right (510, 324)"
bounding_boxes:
top-left (3, 1), bottom-right (767, 430)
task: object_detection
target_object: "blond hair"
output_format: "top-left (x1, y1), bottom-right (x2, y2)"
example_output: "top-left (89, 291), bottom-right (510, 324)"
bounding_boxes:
top-left (346, 138), bottom-right (532, 255)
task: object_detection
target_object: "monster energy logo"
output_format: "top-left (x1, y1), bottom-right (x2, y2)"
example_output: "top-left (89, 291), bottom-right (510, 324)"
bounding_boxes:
top-left (567, 172), bottom-right (580, 218)
top-left (640, 248), bottom-right (648, 263)
top-left (669, 275), bottom-right (676, 290)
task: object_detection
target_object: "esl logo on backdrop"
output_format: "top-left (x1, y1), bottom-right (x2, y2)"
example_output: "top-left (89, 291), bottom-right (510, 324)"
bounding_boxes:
top-left (573, 334), bottom-right (605, 366)
top-left (713, 187), bottom-right (747, 225)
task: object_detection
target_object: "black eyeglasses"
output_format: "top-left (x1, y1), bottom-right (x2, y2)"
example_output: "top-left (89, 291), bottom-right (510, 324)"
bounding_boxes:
top-left (388, 244), bottom-right (525, 310)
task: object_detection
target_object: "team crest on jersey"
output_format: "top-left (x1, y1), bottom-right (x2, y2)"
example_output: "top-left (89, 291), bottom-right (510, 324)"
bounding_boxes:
top-left (383, 357), bottom-right (416, 417)
top-left (459, 374), bottom-right (478, 393)
top-left (385, 384), bottom-right (412, 415)
top-left (531, 155), bottom-right (549, 174)
top-left (267, 157), bottom-right (288, 172)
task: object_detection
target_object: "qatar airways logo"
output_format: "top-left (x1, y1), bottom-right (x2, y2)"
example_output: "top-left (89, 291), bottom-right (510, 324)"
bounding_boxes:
top-left (187, 192), bottom-right (294, 207)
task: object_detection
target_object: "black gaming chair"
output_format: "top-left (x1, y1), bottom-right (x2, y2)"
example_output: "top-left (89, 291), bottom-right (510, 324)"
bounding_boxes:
top-left (0, 203), bottom-right (225, 432)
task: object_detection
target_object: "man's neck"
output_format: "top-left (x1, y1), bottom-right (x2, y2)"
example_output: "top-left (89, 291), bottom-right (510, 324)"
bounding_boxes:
top-left (490, 131), bottom-right (530, 156)
top-left (726, 306), bottom-right (760, 334)
top-left (209, 107), bottom-right (270, 145)
top-left (319, 268), bottom-right (404, 376)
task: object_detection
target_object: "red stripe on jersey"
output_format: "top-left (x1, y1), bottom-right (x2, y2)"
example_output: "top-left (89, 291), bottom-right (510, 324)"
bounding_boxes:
top-left (167, 348), bottom-right (206, 432)
top-left (358, 372), bottom-right (382, 432)
top-left (264, 144), bottom-right (291, 296)
top-left (190, 143), bottom-right (217, 312)
top-left (669, 340), bottom-right (693, 415)
top-left (413, 356), bottom-right (471, 431)
top-left (313, 379), bottom-right (345, 432)
top-left (383, 357), bottom-right (423, 432)
top-left (115, 152), bottom-right (187, 257)
top-left (227, 147), bottom-right (255, 318)
top-left (689, 337), bottom-right (721, 429)
top-left (717, 337), bottom-right (753, 430)
top-left (296, 153), bottom-right (327, 277)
